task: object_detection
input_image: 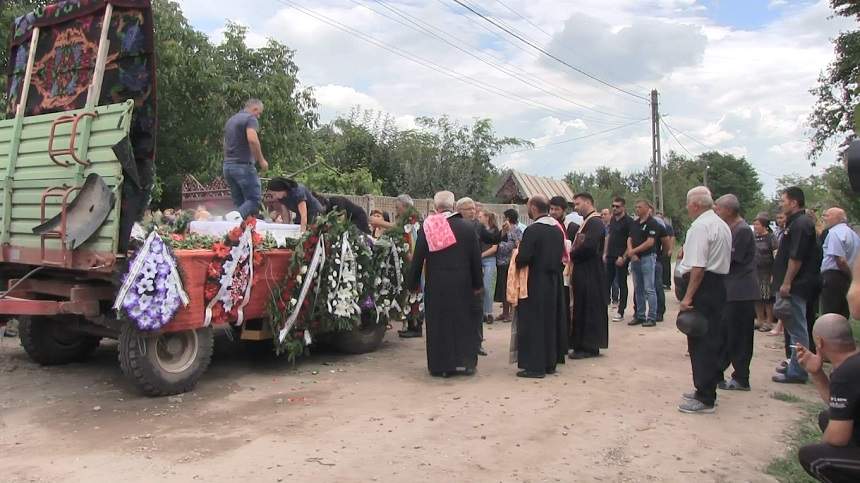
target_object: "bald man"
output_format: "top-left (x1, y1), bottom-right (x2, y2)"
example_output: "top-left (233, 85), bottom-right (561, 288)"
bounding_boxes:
top-left (797, 314), bottom-right (860, 482)
top-left (821, 208), bottom-right (860, 318)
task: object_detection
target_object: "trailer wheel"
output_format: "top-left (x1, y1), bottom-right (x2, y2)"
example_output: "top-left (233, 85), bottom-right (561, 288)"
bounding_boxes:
top-left (118, 324), bottom-right (213, 397)
top-left (330, 317), bottom-right (388, 355)
top-left (18, 316), bottom-right (100, 365)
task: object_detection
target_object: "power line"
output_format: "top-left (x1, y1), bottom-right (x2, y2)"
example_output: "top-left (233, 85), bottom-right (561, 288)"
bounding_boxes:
top-left (494, 0), bottom-right (552, 39)
top-left (363, 0), bottom-right (641, 122)
top-left (661, 117), bottom-right (711, 150)
top-left (276, 0), bottom-right (630, 125)
top-left (451, 0), bottom-right (651, 103)
top-left (661, 118), bottom-right (694, 157)
top-left (504, 117), bottom-right (649, 154)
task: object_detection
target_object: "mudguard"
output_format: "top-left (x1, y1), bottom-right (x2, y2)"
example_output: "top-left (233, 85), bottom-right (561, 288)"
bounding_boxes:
top-left (32, 173), bottom-right (116, 250)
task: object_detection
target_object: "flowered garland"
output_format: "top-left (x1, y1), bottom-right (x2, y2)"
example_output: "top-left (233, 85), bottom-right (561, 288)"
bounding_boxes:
top-left (371, 234), bottom-right (410, 320)
top-left (384, 206), bottom-right (424, 327)
top-left (203, 217), bottom-right (265, 326)
top-left (268, 211), bottom-right (375, 359)
top-left (114, 232), bottom-right (190, 331)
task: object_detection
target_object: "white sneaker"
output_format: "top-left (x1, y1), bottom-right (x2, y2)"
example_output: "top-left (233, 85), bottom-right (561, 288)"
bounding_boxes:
top-left (611, 314), bottom-right (623, 322)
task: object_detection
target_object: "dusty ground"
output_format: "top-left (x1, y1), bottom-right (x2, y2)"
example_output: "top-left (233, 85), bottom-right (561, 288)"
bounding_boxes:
top-left (0, 294), bottom-right (819, 483)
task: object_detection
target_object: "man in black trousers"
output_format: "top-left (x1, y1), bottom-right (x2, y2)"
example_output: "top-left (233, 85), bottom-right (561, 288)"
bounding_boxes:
top-left (714, 194), bottom-right (759, 391)
top-left (604, 197), bottom-right (635, 322)
top-left (677, 186), bottom-right (732, 414)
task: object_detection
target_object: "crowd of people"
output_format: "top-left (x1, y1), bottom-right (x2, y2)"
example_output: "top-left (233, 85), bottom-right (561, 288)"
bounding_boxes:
top-left (217, 99), bottom-right (859, 482)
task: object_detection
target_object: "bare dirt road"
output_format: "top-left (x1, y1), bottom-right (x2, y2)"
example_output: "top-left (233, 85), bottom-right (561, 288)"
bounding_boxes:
top-left (0, 296), bottom-right (818, 483)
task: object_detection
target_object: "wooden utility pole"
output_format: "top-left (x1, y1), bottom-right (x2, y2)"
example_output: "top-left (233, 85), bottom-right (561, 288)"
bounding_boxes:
top-left (650, 90), bottom-right (663, 214)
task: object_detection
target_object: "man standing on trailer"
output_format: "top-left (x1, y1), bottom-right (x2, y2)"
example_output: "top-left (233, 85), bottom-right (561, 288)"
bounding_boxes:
top-left (223, 99), bottom-right (269, 219)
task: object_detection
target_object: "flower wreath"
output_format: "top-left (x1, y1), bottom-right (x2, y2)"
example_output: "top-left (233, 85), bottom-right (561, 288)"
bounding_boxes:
top-left (114, 232), bottom-right (190, 331)
top-left (203, 217), bottom-right (265, 326)
top-left (268, 211), bottom-right (374, 359)
top-left (370, 233), bottom-right (411, 320)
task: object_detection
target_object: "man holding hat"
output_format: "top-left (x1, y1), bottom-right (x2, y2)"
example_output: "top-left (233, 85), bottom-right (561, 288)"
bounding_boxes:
top-left (676, 186), bottom-right (732, 414)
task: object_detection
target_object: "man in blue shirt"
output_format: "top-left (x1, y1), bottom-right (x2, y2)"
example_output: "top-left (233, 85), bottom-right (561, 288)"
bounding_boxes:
top-left (820, 208), bottom-right (860, 318)
top-left (222, 99), bottom-right (269, 219)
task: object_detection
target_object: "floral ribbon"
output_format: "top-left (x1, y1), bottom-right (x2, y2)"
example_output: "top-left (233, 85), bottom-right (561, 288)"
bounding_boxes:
top-left (204, 227), bottom-right (254, 326)
top-left (278, 234), bottom-right (326, 343)
top-left (329, 232), bottom-right (361, 317)
top-left (113, 232), bottom-right (189, 329)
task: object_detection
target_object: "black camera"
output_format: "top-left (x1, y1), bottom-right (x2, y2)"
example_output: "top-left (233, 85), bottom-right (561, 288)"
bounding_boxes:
top-left (846, 139), bottom-right (860, 193)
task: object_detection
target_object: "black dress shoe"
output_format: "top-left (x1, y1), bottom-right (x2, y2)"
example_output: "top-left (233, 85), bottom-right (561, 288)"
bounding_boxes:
top-left (627, 319), bottom-right (644, 326)
top-left (463, 367), bottom-right (476, 376)
top-left (399, 330), bottom-right (422, 338)
top-left (570, 351), bottom-right (598, 360)
top-left (516, 370), bottom-right (545, 379)
top-left (430, 371), bottom-right (450, 378)
top-left (642, 320), bottom-right (656, 327)
top-left (485, 315), bottom-right (494, 325)
top-left (546, 368), bottom-right (556, 375)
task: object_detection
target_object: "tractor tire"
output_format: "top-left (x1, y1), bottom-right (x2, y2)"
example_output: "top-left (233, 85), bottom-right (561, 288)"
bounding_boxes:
top-left (330, 318), bottom-right (388, 355)
top-left (118, 324), bottom-right (213, 397)
top-left (18, 316), bottom-right (100, 365)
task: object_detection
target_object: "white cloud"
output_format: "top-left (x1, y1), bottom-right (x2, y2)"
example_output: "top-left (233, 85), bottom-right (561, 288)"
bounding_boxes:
top-left (314, 84), bottom-right (382, 114)
top-left (185, 0), bottom-right (854, 195)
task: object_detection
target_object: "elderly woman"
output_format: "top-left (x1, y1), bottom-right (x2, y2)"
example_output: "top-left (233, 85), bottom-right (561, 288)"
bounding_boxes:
top-left (753, 213), bottom-right (779, 334)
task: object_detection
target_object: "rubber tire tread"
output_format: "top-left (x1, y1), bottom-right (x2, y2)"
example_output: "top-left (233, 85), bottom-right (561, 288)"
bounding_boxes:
top-left (118, 324), bottom-right (214, 397)
top-left (330, 321), bottom-right (387, 355)
top-left (18, 316), bottom-right (100, 366)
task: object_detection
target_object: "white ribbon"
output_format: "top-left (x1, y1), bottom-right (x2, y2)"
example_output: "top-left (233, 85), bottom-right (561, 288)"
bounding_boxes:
top-left (329, 232), bottom-right (361, 316)
top-left (113, 232), bottom-right (189, 313)
top-left (279, 234), bottom-right (326, 343)
top-left (204, 227), bottom-right (254, 326)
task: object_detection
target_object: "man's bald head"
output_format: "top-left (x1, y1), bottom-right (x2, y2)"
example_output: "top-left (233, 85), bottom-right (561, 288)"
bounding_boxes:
top-left (528, 195), bottom-right (550, 215)
top-left (812, 313), bottom-right (857, 351)
top-left (823, 207), bottom-right (848, 229)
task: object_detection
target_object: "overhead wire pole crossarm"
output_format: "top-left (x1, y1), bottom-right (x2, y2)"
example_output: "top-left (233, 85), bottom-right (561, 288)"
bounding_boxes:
top-left (450, 0), bottom-right (650, 103)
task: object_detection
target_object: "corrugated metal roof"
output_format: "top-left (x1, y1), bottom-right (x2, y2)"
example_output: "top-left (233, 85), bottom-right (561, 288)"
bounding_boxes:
top-left (502, 170), bottom-right (575, 203)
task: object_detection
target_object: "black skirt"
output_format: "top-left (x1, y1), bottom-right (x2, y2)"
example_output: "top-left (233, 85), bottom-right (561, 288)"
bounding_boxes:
top-left (494, 263), bottom-right (509, 302)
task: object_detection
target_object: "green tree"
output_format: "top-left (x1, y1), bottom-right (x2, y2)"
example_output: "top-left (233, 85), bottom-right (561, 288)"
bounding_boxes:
top-left (775, 166), bottom-right (860, 221)
top-left (808, 0), bottom-right (860, 162)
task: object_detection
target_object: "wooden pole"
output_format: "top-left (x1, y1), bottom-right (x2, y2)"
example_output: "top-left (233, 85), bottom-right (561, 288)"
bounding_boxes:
top-left (2, 27), bottom-right (41, 246)
top-left (75, 2), bottom-right (113, 184)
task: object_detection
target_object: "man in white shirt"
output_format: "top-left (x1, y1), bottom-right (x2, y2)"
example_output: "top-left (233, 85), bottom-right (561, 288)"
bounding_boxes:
top-left (821, 208), bottom-right (860, 318)
top-left (677, 186), bottom-right (732, 414)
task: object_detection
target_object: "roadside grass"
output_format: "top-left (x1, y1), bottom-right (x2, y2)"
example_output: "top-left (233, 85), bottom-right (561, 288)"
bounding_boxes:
top-left (771, 391), bottom-right (802, 403)
top-left (766, 394), bottom-right (825, 483)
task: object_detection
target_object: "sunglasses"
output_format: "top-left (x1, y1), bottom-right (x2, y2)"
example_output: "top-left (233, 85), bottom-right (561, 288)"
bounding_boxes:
top-left (611, 204), bottom-right (622, 208)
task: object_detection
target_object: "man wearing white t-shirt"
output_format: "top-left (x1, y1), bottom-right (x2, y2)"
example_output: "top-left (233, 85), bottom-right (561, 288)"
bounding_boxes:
top-left (677, 186), bottom-right (732, 414)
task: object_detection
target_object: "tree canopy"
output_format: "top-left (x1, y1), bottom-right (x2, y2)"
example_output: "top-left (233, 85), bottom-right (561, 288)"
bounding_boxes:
top-left (808, 0), bottom-right (860, 162)
top-left (562, 151), bottom-right (764, 235)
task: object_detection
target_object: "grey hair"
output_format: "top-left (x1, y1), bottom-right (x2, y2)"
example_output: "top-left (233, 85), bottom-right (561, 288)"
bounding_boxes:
top-left (245, 98), bottom-right (264, 110)
top-left (715, 194), bottom-right (740, 215)
top-left (687, 186), bottom-right (713, 209)
top-left (456, 197), bottom-right (475, 210)
top-left (396, 194), bottom-right (414, 207)
top-left (434, 191), bottom-right (455, 211)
